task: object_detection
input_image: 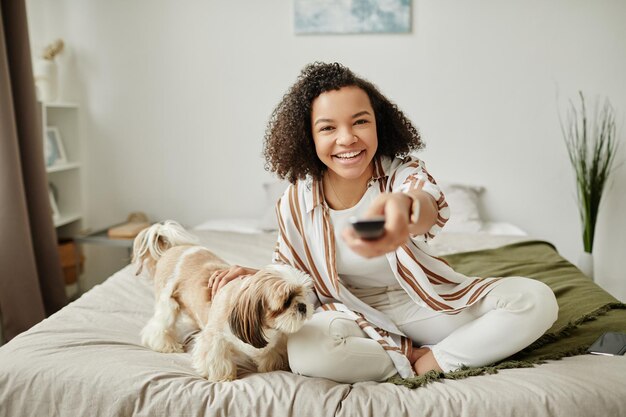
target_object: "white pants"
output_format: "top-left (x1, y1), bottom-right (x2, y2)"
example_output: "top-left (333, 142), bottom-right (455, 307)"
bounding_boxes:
top-left (287, 277), bottom-right (558, 383)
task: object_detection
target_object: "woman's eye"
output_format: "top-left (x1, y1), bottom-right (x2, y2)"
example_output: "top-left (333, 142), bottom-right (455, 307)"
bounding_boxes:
top-left (354, 119), bottom-right (368, 125)
top-left (319, 126), bottom-right (334, 132)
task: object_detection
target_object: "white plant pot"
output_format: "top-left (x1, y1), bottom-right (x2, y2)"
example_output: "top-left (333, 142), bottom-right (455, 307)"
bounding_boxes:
top-left (577, 251), bottom-right (594, 280)
top-left (34, 58), bottom-right (58, 102)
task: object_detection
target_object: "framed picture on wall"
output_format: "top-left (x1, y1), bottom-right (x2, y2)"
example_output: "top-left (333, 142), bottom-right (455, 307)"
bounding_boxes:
top-left (45, 126), bottom-right (68, 167)
top-left (294, 0), bottom-right (412, 34)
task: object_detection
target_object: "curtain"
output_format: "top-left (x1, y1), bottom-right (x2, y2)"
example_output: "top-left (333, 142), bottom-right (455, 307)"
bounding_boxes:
top-left (0, 0), bottom-right (67, 342)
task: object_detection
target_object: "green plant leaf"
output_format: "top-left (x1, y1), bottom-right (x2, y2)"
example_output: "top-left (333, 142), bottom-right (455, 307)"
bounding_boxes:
top-left (560, 92), bottom-right (620, 253)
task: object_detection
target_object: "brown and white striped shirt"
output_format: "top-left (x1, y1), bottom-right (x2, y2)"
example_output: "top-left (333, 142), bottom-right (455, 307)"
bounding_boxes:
top-left (272, 155), bottom-right (501, 377)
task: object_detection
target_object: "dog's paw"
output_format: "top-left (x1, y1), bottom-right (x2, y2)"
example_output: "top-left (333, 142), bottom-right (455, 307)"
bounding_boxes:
top-left (192, 349), bottom-right (237, 381)
top-left (194, 362), bottom-right (236, 382)
top-left (141, 330), bottom-right (184, 353)
top-left (159, 339), bottom-right (184, 353)
top-left (206, 370), bottom-right (237, 382)
top-left (257, 363), bottom-right (281, 373)
top-left (256, 350), bottom-right (288, 373)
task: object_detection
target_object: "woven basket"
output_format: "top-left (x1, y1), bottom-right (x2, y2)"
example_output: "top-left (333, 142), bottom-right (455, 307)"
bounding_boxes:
top-left (57, 239), bottom-right (85, 285)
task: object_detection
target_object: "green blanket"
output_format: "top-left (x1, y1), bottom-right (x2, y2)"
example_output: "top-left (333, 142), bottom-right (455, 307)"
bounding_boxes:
top-left (390, 240), bottom-right (626, 388)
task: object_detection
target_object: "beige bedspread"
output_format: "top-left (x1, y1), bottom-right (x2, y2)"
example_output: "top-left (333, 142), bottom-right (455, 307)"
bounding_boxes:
top-left (1, 231), bottom-right (625, 417)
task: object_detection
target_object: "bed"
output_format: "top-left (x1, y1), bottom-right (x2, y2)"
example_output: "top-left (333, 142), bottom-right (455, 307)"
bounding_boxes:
top-left (1, 184), bottom-right (625, 416)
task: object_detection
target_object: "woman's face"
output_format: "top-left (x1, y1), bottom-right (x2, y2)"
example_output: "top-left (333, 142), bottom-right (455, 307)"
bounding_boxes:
top-left (310, 86), bottom-right (378, 181)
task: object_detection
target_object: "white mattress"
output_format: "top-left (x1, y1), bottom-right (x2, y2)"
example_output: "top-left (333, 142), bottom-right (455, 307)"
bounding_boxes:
top-left (1, 229), bottom-right (624, 417)
top-left (193, 219), bottom-right (528, 237)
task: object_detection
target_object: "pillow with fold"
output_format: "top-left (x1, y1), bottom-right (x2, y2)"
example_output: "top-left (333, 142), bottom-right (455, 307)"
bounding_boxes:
top-left (258, 180), bottom-right (486, 234)
top-left (258, 180), bottom-right (289, 231)
top-left (436, 181), bottom-right (485, 233)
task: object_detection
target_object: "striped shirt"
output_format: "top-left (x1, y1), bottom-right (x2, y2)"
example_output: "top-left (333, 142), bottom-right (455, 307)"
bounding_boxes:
top-left (272, 155), bottom-right (501, 378)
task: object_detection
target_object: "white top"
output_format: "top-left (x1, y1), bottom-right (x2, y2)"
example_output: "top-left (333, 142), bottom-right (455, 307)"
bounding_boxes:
top-left (329, 186), bottom-right (397, 288)
top-left (273, 155), bottom-right (501, 378)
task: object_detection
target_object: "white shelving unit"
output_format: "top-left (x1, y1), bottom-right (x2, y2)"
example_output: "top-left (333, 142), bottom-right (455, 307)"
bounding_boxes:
top-left (41, 101), bottom-right (84, 238)
top-left (41, 101), bottom-right (85, 298)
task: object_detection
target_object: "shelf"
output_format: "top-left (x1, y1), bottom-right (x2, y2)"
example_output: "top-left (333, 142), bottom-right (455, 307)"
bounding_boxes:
top-left (75, 225), bottom-right (135, 248)
top-left (47, 162), bottom-right (81, 174)
top-left (54, 213), bottom-right (82, 227)
top-left (43, 101), bottom-right (79, 109)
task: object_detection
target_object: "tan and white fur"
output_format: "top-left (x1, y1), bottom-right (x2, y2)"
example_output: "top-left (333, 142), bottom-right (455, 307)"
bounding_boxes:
top-left (132, 220), bottom-right (314, 382)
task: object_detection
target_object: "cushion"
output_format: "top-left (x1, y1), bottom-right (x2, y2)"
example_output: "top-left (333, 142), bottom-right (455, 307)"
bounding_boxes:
top-left (258, 181), bottom-right (289, 231)
top-left (258, 180), bottom-right (487, 233)
top-left (437, 181), bottom-right (485, 233)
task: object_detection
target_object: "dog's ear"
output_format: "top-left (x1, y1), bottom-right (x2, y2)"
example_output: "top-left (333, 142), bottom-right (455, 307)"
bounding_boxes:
top-left (228, 292), bottom-right (268, 349)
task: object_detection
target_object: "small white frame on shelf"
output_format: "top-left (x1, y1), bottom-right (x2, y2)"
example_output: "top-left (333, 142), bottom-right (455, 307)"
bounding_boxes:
top-left (45, 126), bottom-right (68, 167)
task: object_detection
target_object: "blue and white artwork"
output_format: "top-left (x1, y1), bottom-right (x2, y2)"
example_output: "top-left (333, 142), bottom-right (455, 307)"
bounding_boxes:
top-left (294, 0), bottom-right (412, 34)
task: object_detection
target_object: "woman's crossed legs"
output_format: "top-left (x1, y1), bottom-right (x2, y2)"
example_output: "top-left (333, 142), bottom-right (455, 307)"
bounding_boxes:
top-left (287, 277), bottom-right (558, 382)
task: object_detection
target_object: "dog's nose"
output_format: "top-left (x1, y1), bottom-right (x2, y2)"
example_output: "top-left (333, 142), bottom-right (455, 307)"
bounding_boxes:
top-left (297, 303), bottom-right (307, 314)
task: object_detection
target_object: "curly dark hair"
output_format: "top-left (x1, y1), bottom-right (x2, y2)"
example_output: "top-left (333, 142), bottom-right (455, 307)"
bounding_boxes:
top-left (263, 62), bottom-right (424, 184)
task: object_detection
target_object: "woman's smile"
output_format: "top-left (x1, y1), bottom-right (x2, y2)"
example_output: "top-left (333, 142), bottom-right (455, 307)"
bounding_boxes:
top-left (333, 149), bottom-right (365, 164)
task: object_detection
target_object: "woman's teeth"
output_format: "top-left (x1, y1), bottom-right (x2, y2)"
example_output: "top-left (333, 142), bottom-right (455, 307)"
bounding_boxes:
top-left (335, 150), bottom-right (362, 159)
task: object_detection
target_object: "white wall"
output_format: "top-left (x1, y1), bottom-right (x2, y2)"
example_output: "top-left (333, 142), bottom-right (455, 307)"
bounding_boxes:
top-left (26, 0), bottom-right (626, 300)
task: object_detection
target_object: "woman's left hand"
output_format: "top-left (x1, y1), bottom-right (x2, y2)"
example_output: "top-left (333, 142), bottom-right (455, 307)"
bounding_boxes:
top-left (208, 265), bottom-right (258, 299)
top-left (341, 192), bottom-right (412, 258)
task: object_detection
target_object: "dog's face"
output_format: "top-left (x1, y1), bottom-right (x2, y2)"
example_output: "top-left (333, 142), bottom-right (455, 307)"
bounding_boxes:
top-left (228, 265), bottom-right (314, 349)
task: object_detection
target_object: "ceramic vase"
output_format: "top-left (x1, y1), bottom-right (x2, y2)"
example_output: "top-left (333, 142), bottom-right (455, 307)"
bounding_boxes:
top-left (577, 251), bottom-right (594, 280)
top-left (34, 58), bottom-right (58, 102)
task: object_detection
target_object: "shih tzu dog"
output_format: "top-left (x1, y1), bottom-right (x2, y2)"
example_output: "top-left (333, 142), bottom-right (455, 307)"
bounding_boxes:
top-left (132, 220), bottom-right (313, 382)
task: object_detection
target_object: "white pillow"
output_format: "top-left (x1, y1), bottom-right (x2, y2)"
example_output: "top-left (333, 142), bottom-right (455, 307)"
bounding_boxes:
top-left (194, 218), bottom-right (263, 234)
top-left (436, 182), bottom-right (485, 233)
top-left (258, 181), bottom-right (289, 231)
top-left (256, 180), bottom-right (486, 234)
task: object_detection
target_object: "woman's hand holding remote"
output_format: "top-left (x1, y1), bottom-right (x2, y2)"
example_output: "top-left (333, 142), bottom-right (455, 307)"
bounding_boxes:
top-left (341, 192), bottom-right (413, 258)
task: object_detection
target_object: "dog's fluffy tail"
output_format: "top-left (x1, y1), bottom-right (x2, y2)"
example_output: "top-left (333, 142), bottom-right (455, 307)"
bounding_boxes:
top-left (132, 220), bottom-right (199, 276)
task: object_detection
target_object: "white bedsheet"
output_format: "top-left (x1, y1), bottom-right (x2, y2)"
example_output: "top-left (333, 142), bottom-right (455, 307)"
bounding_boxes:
top-left (193, 218), bottom-right (528, 237)
top-left (0, 230), bottom-right (624, 417)
top-left (192, 228), bottom-right (531, 268)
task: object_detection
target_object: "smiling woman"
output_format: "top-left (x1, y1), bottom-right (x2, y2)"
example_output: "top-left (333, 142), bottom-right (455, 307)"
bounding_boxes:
top-left (311, 86), bottom-right (378, 209)
top-left (257, 62), bottom-right (559, 382)
top-left (263, 62), bottom-right (423, 184)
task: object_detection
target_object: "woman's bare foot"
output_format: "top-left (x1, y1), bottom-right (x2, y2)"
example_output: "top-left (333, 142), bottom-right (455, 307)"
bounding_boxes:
top-left (413, 350), bottom-right (443, 375)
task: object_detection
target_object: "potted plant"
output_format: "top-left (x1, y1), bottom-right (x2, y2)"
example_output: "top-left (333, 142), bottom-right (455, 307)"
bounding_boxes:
top-left (560, 91), bottom-right (620, 279)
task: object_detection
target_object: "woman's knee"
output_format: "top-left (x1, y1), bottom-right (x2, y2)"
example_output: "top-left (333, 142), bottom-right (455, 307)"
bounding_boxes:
top-left (492, 277), bottom-right (559, 328)
top-left (286, 312), bottom-right (396, 382)
top-left (530, 279), bottom-right (559, 329)
top-left (286, 311), bottom-right (359, 375)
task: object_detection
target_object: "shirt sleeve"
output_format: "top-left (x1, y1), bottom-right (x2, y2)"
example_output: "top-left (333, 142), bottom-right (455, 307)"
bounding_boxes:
top-left (271, 189), bottom-right (322, 308)
top-left (272, 206), bottom-right (294, 266)
top-left (389, 156), bottom-right (450, 241)
top-left (271, 191), bottom-right (295, 266)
